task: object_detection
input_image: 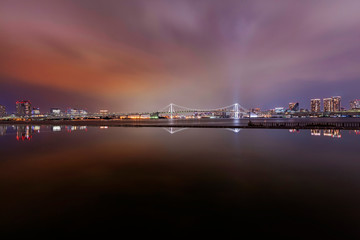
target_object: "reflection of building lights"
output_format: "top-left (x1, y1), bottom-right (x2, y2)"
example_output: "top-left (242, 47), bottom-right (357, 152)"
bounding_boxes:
top-left (52, 126), bottom-right (62, 132)
top-left (16, 125), bottom-right (32, 141)
top-left (32, 125), bottom-right (41, 133)
top-left (311, 129), bottom-right (321, 136)
top-left (323, 130), bottom-right (332, 137)
top-left (0, 126), bottom-right (7, 136)
top-left (289, 129), bottom-right (299, 133)
top-left (66, 126), bottom-right (87, 132)
top-left (323, 129), bottom-right (341, 138)
top-left (332, 130), bottom-right (342, 138)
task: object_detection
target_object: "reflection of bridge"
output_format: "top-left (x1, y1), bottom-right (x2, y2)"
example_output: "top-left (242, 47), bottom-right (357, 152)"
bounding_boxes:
top-left (163, 127), bottom-right (241, 134)
top-left (117, 103), bottom-right (249, 119)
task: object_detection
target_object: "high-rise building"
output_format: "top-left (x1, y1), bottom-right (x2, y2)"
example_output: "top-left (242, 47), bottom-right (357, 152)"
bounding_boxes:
top-left (331, 96), bottom-right (341, 112)
top-left (310, 99), bottom-right (321, 112)
top-left (323, 98), bottom-right (332, 112)
top-left (16, 101), bottom-right (32, 117)
top-left (289, 102), bottom-right (299, 111)
top-left (350, 99), bottom-right (360, 110)
top-left (0, 105), bottom-right (6, 117)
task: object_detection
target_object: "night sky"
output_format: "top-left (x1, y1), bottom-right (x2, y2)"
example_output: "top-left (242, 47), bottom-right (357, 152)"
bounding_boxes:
top-left (1, 0), bottom-right (360, 113)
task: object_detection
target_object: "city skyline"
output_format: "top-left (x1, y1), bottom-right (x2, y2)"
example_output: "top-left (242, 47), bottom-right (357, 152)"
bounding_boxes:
top-left (3, 94), bottom-right (360, 120)
top-left (2, 95), bottom-right (360, 116)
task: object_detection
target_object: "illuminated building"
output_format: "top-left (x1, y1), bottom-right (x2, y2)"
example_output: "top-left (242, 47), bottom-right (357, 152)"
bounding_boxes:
top-left (67, 109), bottom-right (88, 117)
top-left (67, 108), bottom-right (77, 116)
top-left (16, 100), bottom-right (32, 117)
top-left (66, 108), bottom-right (88, 117)
top-left (32, 107), bottom-right (40, 116)
top-left (323, 98), bottom-right (332, 112)
top-left (275, 107), bottom-right (285, 114)
top-left (78, 110), bottom-right (88, 116)
top-left (50, 108), bottom-right (61, 116)
top-left (350, 99), bottom-right (360, 110)
top-left (310, 99), bottom-right (321, 112)
top-left (0, 104), bottom-right (6, 117)
top-left (331, 96), bottom-right (341, 112)
top-left (289, 102), bottom-right (299, 111)
top-left (100, 110), bottom-right (109, 115)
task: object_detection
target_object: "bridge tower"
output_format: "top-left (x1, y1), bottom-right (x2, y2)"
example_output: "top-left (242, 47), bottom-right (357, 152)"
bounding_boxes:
top-left (170, 103), bottom-right (174, 119)
top-left (234, 103), bottom-right (240, 119)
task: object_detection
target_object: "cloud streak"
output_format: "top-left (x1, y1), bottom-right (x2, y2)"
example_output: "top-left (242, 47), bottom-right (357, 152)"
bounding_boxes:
top-left (0, 0), bottom-right (360, 111)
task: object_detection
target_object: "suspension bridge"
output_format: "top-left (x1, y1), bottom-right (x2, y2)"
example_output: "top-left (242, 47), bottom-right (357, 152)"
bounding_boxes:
top-left (115, 103), bottom-right (249, 119)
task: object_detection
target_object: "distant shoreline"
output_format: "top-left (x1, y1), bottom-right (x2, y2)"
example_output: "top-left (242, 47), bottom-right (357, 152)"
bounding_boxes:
top-left (1, 118), bottom-right (360, 130)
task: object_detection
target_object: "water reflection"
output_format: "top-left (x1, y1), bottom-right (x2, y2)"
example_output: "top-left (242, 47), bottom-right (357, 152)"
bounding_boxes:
top-left (0, 125), bottom-right (6, 136)
top-left (311, 129), bottom-right (321, 136)
top-left (16, 125), bottom-right (32, 141)
top-left (2, 125), bottom-right (360, 141)
top-left (1, 124), bottom-right (360, 236)
top-left (226, 128), bottom-right (241, 133)
top-left (65, 126), bottom-right (87, 132)
top-left (163, 127), bottom-right (188, 134)
top-left (289, 129), bottom-right (300, 133)
top-left (0, 125), bottom-right (88, 141)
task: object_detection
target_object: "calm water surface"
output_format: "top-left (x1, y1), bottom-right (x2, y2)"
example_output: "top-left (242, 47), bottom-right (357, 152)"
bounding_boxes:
top-left (1, 125), bottom-right (360, 237)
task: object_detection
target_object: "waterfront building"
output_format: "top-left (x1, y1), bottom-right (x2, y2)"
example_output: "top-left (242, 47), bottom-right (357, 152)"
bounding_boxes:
top-left (50, 108), bottom-right (62, 116)
top-left (350, 99), bottom-right (360, 110)
top-left (332, 96), bottom-right (341, 112)
top-left (16, 100), bottom-right (32, 117)
top-left (289, 102), bottom-right (299, 111)
top-left (32, 108), bottom-right (40, 116)
top-left (100, 110), bottom-right (109, 115)
top-left (0, 105), bottom-right (6, 117)
top-left (275, 107), bottom-right (285, 114)
top-left (323, 98), bottom-right (332, 112)
top-left (67, 108), bottom-right (88, 117)
top-left (310, 99), bottom-right (321, 112)
top-left (78, 110), bottom-right (88, 116)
